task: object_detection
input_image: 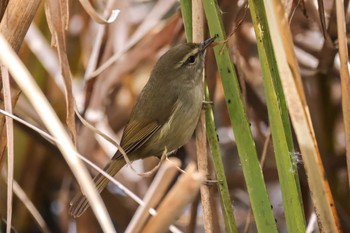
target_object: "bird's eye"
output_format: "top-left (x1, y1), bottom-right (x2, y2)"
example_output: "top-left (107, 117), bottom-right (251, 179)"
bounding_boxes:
top-left (187, 55), bottom-right (196, 64)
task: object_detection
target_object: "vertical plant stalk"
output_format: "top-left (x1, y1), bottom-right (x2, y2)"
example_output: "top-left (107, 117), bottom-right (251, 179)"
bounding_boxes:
top-left (180, 2), bottom-right (236, 232)
top-left (192, 0), bottom-right (215, 231)
top-left (180, 0), bottom-right (192, 42)
top-left (45, 0), bottom-right (76, 143)
top-left (248, 0), bottom-right (306, 232)
top-left (243, 131), bottom-right (271, 232)
top-left (0, 0), bottom-right (41, 161)
top-left (196, 112), bottom-right (214, 233)
top-left (203, 0), bottom-right (278, 232)
top-left (2, 66), bottom-right (14, 233)
top-left (269, 0), bottom-right (342, 232)
top-left (335, 0), bottom-right (350, 190)
top-left (204, 86), bottom-right (237, 233)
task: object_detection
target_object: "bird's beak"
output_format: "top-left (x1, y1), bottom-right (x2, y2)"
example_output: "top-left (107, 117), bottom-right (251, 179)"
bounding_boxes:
top-left (200, 36), bottom-right (216, 52)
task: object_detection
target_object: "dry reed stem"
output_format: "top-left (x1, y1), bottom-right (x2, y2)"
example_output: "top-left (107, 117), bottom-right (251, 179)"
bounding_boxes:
top-left (83, 0), bottom-right (116, 80)
top-left (0, 0), bottom-right (40, 166)
top-left (0, 34), bottom-right (116, 233)
top-left (270, 1), bottom-right (342, 231)
top-left (335, 0), bottom-right (350, 190)
top-left (89, 0), bottom-right (177, 78)
top-left (2, 66), bottom-right (14, 233)
top-left (126, 159), bottom-right (181, 233)
top-left (0, 0), bottom-right (40, 52)
top-left (193, 0), bottom-right (215, 232)
top-left (79, 0), bottom-right (119, 24)
top-left (0, 108), bottom-right (184, 232)
top-left (141, 163), bottom-right (204, 233)
top-left (45, 0), bottom-right (77, 143)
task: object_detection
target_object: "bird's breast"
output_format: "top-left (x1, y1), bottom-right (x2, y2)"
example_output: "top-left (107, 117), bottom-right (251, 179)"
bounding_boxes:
top-left (154, 83), bottom-right (203, 153)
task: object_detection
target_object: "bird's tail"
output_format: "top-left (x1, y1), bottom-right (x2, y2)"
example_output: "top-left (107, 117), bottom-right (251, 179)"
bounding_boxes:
top-left (69, 157), bottom-right (126, 218)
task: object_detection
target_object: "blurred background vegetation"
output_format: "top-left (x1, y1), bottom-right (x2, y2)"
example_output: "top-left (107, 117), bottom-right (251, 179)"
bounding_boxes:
top-left (0, 0), bottom-right (349, 232)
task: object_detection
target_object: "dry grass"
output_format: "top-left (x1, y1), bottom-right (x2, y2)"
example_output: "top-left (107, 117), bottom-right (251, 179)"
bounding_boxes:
top-left (0, 0), bottom-right (349, 232)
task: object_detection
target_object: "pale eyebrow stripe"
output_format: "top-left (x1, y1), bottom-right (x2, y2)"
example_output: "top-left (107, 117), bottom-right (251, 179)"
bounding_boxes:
top-left (174, 47), bottom-right (200, 68)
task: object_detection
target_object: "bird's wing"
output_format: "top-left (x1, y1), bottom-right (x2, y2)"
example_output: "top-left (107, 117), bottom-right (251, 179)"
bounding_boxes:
top-left (118, 120), bottom-right (161, 156)
top-left (112, 96), bottom-right (179, 160)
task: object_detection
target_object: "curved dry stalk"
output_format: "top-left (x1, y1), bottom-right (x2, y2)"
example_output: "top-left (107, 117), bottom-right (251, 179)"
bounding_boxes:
top-left (45, 0), bottom-right (76, 143)
top-left (82, 0), bottom-right (117, 80)
top-left (0, 34), bottom-right (116, 233)
top-left (89, 0), bottom-right (177, 78)
top-left (76, 107), bottom-right (169, 177)
top-left (0, 108), bottom-right (183, 233)
top-left (79, 0), bottom-right (119, 24)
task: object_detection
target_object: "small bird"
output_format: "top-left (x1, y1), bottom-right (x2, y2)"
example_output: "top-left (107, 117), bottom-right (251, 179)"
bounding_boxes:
top-left (69, 37), bottom-right (215, 217)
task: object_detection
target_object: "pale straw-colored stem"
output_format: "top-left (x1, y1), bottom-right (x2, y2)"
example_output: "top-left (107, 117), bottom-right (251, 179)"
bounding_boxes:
top-left (141, 163), bottom-right (204, 233)
top-left (193, 0), bottom-right (215, 232)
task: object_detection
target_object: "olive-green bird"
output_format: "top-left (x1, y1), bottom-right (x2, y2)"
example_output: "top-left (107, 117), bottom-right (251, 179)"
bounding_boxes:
top-left (69, 37), bottom-right (215, 217)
